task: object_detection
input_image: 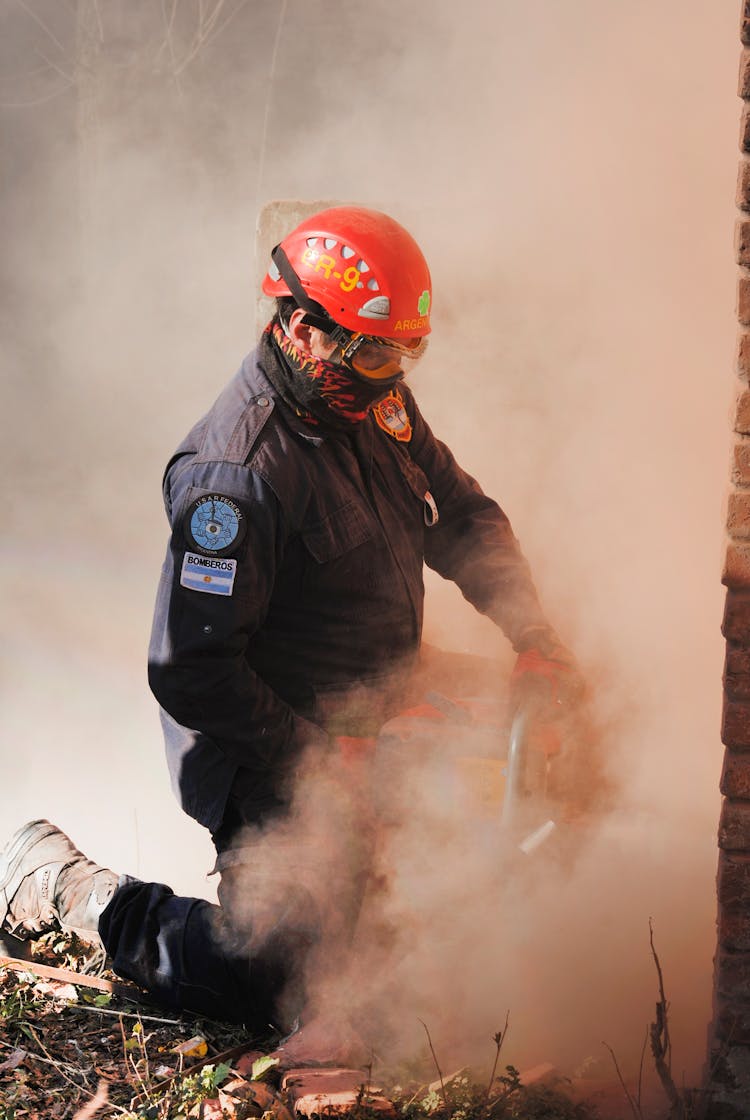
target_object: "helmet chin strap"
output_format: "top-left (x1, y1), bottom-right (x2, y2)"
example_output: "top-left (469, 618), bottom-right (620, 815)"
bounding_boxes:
top-left (272, 243), bottom-right (406, 388)
top-left (271, 245), bottom-right (348, 343)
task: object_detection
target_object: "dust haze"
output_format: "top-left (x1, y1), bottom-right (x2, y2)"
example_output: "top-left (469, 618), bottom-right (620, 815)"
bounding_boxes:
top-left (0, 0), bottom-right (739, 1087)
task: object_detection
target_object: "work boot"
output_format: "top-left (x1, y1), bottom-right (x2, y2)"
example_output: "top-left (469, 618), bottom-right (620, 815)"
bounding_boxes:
top-left (0, 819), bottom-right (119, 947)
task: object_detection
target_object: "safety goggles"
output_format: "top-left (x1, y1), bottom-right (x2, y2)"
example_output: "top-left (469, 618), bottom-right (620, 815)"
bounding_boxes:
top-left (333, 331), bottom-right (429, 382)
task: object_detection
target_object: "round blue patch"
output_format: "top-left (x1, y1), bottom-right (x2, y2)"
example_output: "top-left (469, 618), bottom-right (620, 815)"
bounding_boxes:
top-left (183, 494), bottom-right (246, 557)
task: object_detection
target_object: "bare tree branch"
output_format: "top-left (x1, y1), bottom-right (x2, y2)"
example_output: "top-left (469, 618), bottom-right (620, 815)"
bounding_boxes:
top-left (648, 918), bottom-right (683, 1119)
top-left (0, 83), bottom-right (73, 108)
top-left (485, 1011), bottom-right (511, 1102)
top-left (158, 0), bottom-right (183, 92)
top-left (603, 1041), bottom-right (643, 1120)
top-left (637, 1024), bottom-right (648, 1111)
top-left (255, 0), bottom-right (288, 206)
top-left (173, 0), bottom-right (251, 75)
top-left (34, 44), bottom-right (75, 85)
top-left (419, 1019), bottom-right (447, 1109)
top-left (92, 0), bottom-right (104, 43)
top-left (13, 0), bottom-right (67, 53)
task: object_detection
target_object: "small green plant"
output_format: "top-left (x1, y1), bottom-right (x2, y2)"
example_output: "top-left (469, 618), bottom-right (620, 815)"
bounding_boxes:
top-left (0, 978), bottom-right (35, 1042)
top-left (120, 1060), bottom-right (233, 1120)
top-left (396, 1021), bottom-right (598, 1120)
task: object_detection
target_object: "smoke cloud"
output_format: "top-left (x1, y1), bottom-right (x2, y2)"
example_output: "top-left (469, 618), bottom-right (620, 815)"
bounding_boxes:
top-left (0, 0), bottom-right (740, 1090)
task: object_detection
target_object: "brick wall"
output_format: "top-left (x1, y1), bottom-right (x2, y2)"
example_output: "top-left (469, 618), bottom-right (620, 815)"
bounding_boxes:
top-left (708, 6), bottom-right (750, 1115)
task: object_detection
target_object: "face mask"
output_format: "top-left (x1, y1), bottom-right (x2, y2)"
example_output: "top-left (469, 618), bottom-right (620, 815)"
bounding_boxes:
top-left (266, 320), bottom-right (401, 428)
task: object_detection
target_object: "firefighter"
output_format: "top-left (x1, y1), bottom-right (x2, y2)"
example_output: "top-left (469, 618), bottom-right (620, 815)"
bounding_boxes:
top-left (0, 207), bottom-right (581, 1039)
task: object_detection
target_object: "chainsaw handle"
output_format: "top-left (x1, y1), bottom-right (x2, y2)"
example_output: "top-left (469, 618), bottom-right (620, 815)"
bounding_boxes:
top-left (502, 700), bottom-right (551, 829)
top-left (501, 706), bottom-right (529, 829)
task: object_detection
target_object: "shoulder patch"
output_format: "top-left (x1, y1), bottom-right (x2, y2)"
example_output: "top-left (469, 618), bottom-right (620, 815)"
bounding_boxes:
top-left (373, 390), bottom-right (412, 443)
top-left (183, 493), bottom-right (247, 556)
top-left (180, 553), bottom-right (237, 595)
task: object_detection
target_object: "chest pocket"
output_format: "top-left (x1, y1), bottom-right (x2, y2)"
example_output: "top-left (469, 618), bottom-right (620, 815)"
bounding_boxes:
top-left (301, 499), bottom-right (374, 563)
top-left (394, 453), bottom-right (440, 527)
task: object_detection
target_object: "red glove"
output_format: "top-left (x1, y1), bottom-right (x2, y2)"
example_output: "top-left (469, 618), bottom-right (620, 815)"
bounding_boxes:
top-left (335, 735), bottom-right (378, 765)
top-left (509, 643), bottom-right (586, 722)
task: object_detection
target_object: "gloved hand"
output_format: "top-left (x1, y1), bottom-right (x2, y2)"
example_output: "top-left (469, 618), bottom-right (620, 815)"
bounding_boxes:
top-left (509, 640), bottom-right (586, 734)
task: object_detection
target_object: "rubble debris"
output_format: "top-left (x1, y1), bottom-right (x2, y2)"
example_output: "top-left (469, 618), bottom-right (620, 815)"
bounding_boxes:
top-left (281, 1066), bottom-right (396, 1116)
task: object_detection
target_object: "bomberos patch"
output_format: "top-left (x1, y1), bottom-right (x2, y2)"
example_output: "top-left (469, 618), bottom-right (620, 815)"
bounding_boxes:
top-left (183, 493), bottom-right (246, 557)
top-left (180, 553), bottom-right (237, 596)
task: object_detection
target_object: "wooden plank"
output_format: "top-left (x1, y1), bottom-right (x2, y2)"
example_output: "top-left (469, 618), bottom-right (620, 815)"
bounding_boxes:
top-left (0, 954), bottom-right (139, 1000)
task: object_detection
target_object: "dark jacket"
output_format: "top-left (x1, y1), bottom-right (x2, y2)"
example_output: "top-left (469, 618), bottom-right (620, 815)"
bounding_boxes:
top-left (148, 348), bottom-right (551, 831)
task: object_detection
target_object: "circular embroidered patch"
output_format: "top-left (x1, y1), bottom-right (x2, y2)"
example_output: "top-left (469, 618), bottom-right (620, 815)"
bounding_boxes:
top-left (183, 494), bottom-right (246, 556)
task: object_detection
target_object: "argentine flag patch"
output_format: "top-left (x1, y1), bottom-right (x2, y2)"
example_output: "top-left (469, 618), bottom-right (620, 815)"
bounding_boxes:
top-left (180, 552), bottom-right (237, 595)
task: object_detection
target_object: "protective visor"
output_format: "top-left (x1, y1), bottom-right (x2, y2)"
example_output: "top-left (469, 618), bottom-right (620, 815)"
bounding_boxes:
top-left (336, 332), bottom-right (429, 381)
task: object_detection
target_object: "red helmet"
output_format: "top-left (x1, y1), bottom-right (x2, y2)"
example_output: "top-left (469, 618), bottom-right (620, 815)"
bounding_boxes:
top-left (262, 206), bottom-right (432, 341)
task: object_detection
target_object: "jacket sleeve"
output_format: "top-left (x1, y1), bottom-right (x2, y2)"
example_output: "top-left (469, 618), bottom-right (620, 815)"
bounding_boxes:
top-left (405, 389), bottom-right (556, 652)
top-left (148, 454), bottom-right (326, 778)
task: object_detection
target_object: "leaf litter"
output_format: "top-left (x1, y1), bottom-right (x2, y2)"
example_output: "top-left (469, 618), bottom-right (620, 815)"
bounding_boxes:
top-left (0, 933), bottom-right (601, 1120)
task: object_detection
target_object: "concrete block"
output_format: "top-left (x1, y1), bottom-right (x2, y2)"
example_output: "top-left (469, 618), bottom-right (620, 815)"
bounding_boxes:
top-left (255, 199), bottom-right (339, 334)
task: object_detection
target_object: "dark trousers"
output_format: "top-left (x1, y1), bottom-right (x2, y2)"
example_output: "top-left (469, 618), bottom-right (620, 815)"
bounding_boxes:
top-left (98, 790), bottom-right (323, 1032)
top-left (98, 762), bottom-right (375, 1031)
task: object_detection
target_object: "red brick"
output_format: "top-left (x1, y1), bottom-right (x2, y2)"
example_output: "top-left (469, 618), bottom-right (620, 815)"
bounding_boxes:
top-left (728, 492), bottom-right (750, 540)
top-left (741, 49), bottom-right (750, 99)
top-left (744, 7), bottom-right (750, 48)
top-left (720, 800), bottom-right (750, 851)
top-left (726, 644), bottom-right (750, 694)
top-left (718, 852), bottom-right (750, 907)
top-left (739, 276), bottom-right (750, 324)
top-left (723, 543), bottom-right (750, 588)
top-left (738, 339), bottom-right (750, 382)
top-left (722, 754), bottom-right (750, 798)
top-left (715, 949), bottom-right (750, 1000)
top-left (732, 441), bottom-right (750, 486)
top-left (735, 387), bottom-right (750, 431)
top-left (718, 903), bottom-right (750, 951)
top-left (738, 162), bottom-right (750, 213)
top-left (743, 107), bottom-right (750, 158)
top-left (712, 1005), bottom-right (750, 1045)
top-left (723, 698), bottom-right (750, 747)
top-left (738, 221), bottom-right (750, 269)
top-left (705, 1042), bottom-right (750, 1115)
top-left (723, 589), bottom-right (750, 640)
top-left (281, 1069), bottom-right (394, 1117)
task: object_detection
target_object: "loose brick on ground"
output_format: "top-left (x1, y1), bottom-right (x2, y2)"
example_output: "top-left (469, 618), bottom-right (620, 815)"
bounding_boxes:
top-left (281, 1068), bottom-right (395, 1117)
